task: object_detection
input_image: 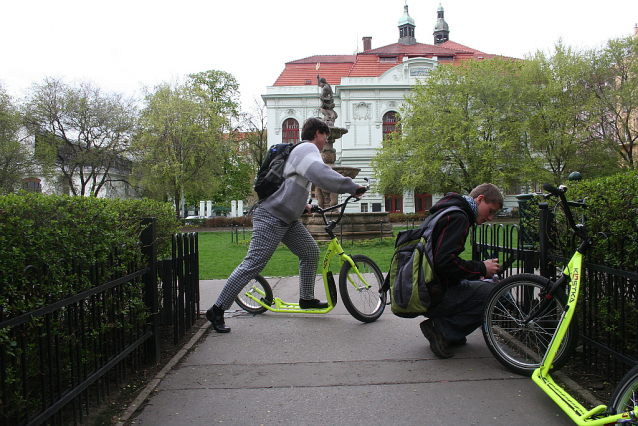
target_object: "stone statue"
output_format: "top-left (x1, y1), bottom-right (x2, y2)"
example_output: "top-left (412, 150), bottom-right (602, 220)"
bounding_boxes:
top-left (317, 75), bottom-right (337, 126)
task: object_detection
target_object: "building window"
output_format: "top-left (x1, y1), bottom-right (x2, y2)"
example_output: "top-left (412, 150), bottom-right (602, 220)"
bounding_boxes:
top-left (385, 195), bottom-right (403, 213)
top-left (360, 203), bottom-right (369, 213)
top-left (23, 179), bottom-right (42, 193)
top-left (382, 111), bottom-right (398, 140)
top-left (380, 57), bottom-right (397, 63)
top-left (414, 193), bottom-right (432, 212)
top-left (282, 118), bottom-right (299, 144)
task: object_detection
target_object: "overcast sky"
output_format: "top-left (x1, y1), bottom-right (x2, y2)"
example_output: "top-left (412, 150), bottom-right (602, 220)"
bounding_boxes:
top-left (1, 0), bottom-right (637, 111)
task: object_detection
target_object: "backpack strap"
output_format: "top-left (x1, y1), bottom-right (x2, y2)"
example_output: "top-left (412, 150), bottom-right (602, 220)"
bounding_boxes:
top-left (423, 206), bottom-right (466, 269)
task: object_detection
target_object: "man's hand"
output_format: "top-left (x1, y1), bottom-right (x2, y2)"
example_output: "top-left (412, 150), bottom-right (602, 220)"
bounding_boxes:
top-left (483, 258), bottom-right (500, 278)
top-left (305, 203), bottom-right (312, 214)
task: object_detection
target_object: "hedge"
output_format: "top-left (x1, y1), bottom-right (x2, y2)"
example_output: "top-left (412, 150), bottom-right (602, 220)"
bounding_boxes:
top-left (0, 193), bottom-right (180, 317)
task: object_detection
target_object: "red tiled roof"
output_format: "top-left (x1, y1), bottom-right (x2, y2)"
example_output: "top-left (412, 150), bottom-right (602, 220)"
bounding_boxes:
top-left (363, 42), bottom-right (462, 56)
top-left (272, 41), bottom-right (502, 86)
top-left (273, 55), bottom-right (356, 87)
top-left (439, 40), bottom-right (501, 60)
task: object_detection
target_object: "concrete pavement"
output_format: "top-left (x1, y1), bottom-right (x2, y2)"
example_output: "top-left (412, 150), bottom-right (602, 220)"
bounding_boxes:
top-left (125, 276), bottom-right (592, 425)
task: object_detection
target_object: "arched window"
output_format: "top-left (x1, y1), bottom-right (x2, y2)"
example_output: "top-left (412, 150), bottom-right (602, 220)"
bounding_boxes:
top-left (414, 193), bottom-right (432, 213)
top-left (382, 111), bottom-right (398, 140)
top-left (23, 178), bottom-right (42, 193)
top-left (282, 118), bottom-right (299, 144)
top-left (385, 194), bottom-right (403, 213)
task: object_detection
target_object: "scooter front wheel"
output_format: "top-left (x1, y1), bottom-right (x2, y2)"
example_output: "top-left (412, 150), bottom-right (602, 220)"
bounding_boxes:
top-left (339, 255), bottom-right (386, 323)
top-left (482, 274), bottom-right (578, 376)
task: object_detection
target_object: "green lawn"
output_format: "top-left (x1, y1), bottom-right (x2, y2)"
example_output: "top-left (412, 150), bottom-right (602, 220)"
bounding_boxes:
top-left (196, 226), bottom-right (510, 279)
top-left (197, 231), bottom-right (399, 279)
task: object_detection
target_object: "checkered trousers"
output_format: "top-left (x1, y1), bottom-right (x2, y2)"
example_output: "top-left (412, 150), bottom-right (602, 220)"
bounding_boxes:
top-left (215, 207), bottom-right (321, 310)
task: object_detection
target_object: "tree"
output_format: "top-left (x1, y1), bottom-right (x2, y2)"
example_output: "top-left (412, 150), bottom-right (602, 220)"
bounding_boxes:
top-left (522, 43), bottom-right (620, 184)
top-left (372, 58), bottom-right (536, 195)
top-left (0, 84), bottom-right (32, 194)
top-left (22, 77), bottom-right (138, 197)
top-left (133, 71), bottom-right (251, 217)
top-left (588, 35), bottom-right (638, 169)
top-left (237, 97), bottom-right (268, 170)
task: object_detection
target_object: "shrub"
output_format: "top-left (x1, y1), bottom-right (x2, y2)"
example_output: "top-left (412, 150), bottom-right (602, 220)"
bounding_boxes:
top-left (204, 216), bottom-right (253, 228)
top-left (0, 193), bottom-right (180, 317)
top-left (387, 211), bottom-right (429, 223)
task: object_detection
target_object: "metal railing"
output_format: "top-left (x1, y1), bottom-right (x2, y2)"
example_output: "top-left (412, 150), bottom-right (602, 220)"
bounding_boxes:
top-left (472, 215), bottom-right (638, 383)
top-left (0, 220), bottom-right (200, 426)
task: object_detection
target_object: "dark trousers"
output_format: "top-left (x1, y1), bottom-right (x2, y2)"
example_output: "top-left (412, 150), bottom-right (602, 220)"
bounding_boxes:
top-left (426, 280), bottom-right (496, 343)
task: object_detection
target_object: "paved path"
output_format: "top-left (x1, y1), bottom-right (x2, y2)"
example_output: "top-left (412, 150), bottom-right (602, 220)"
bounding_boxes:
top-left (127, 276), bottom-right (583, 425)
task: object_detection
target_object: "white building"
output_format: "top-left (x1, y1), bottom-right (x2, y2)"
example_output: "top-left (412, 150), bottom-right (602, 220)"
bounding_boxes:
top-left (262, 3), bottom-right (505, 214)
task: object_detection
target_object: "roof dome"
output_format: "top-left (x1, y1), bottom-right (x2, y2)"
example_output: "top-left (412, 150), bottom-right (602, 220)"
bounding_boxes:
top-left (434, 5), bottom-right (448, 31)
top-left (434, 18), bottom-right (449, 31)
top-left (398, 5), bottom-right (415, 26)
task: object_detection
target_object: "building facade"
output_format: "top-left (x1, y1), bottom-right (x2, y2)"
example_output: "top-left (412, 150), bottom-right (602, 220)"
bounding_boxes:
top-left (262, 4), bottom-right (502, 213)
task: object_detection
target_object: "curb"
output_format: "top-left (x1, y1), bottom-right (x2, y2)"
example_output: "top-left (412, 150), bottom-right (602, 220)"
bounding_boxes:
top-left (114, 320), bottom-right (212, 426)
top-left (555, 370), bottom-right (604, 407)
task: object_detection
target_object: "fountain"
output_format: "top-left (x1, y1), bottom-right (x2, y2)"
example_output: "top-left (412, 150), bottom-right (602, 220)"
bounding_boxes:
top-left (300, 76), bottom-right (393, 241)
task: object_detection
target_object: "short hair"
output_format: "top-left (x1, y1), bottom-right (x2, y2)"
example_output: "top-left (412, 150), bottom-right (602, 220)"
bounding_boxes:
top-left (470, 183), bottom-right (503, 207)
top-left (301, 117), bottom-right (330, 141)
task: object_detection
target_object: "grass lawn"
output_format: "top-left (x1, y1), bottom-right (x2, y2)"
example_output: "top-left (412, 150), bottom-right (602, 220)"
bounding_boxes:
top-left (196, 226), bottom-right (500, 279)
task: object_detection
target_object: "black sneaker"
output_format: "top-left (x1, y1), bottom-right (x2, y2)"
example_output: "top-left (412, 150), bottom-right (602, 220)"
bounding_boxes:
top-left (206, 305), bottom-right (231, 333)
top-left (449, 337), bottom-right (467, 346)
top-left (419, 319), bottom-right (453, 358)
top-left (299, 298), bottom-right (328, 309)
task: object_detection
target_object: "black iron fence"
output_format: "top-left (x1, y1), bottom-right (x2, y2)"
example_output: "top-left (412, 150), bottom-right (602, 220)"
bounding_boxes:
top-left (472, 214), bottom-right (638, 383)
top-left (160, 233), bottom-right (200, 345)
top-left (0, 220), bottom-right (199, 426)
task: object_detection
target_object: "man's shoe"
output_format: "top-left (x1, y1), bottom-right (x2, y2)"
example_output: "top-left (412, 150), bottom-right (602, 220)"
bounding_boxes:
top-left (206, 305), bottom-right (231, 333)
top-left (299, 298), bottom-right (328, 309)
top-left (419, 319), bottom-right (453, 358)
top-left (449, 337), bottom-right (467, 346)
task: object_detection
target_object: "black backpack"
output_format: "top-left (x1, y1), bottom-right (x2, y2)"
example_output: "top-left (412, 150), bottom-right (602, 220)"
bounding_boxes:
top-left (382, 206), bottom-right (465, 318)
top-left (253, 142), bottom-right (301, 201)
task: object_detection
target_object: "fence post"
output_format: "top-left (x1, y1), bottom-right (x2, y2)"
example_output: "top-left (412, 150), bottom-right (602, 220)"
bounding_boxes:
top-left (379, 221), bottom-right (383, 241)
top-left (538, 202), bottom-right (555, 278)
top-left (141, 217), bottom-right (159, 364)
top-left (161, 259), bottom-right (173, 326)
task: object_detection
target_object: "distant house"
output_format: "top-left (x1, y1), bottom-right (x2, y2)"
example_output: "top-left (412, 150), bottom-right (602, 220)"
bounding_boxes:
top-left (20, 130), bottom-right (137, 199)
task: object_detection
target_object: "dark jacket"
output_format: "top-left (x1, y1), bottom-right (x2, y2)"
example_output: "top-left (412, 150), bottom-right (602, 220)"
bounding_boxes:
top-left (429, 193), bottom-right (487, 289)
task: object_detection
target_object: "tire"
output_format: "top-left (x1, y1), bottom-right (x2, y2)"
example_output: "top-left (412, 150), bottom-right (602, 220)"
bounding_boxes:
top-left (235, 274), bottom-right (273, 314)
top-left (607, 364), bottom-right (638, 422)
top-left (339, 255), bottom-right (386, 323)
top-left (482, 273), bottom-right (579, 376)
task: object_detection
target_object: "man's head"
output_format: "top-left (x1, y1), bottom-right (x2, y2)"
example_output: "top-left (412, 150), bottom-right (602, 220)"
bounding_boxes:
top-left (470, 183), bottom-right (503, 224)
top-left (301, 117), bottom-right (331, 142)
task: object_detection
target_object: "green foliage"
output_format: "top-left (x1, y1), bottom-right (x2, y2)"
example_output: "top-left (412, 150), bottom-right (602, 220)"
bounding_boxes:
top-left (568, 171), bottom-right (638, 268)
top-left (0, 84), bottom-right (41, 195)
top-left (0, 194), bottom-right (179, 420)
top-left (133, 70), bottom-right (251, 216)
top-left (373, 57), bottom-right (538, 195)
top-left (387, 211), bottom-right (429, 223)
top-left (22, 77), bottom-right (138, 197)
top-left (588, 35), bottom-right (638, 168)
top-left (523, 43), bottom-right (619, 183)
top-left (0, 193), bottom-right (180, 316)
top-left (373, 40), bottom-right (632, 196)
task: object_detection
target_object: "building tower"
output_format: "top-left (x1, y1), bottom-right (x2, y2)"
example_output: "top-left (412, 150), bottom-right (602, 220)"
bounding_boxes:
top-left (398, 2), bottom-right (416, 45)
top-left (433, 3), bottom-right (449, 45)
